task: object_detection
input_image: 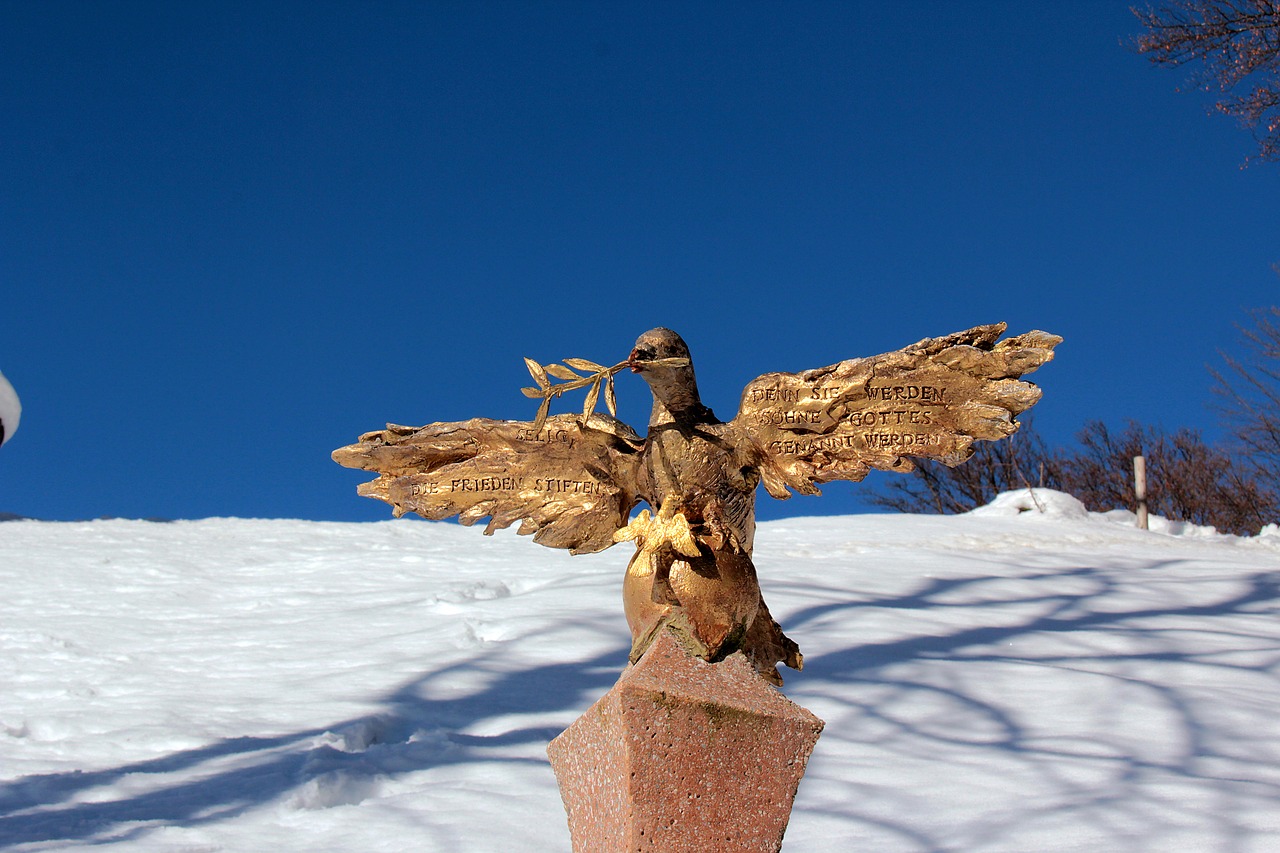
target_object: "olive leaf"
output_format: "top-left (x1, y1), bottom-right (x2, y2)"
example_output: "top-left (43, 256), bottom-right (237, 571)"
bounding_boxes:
top-left (532, 396), bottom-right (552, 434)
top-left (582, 379), bottom-right (601, 420)
top-left (524, 358), bottom-right (550, 390)
top-left (604, 374), bottom-right (617, 417)
top-left (564, 357), bottom-right (606, 373)
top-left (545, 363), bottom-right (582, 381)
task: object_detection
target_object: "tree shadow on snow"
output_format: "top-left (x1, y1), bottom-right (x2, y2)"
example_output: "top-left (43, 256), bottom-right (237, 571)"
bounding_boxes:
top-left (3, 557), bottom-right (1280, 850)
top-left (781, 560), bottom-right (1280, 851)
top-left (0, 639), bottom-right (631, 849)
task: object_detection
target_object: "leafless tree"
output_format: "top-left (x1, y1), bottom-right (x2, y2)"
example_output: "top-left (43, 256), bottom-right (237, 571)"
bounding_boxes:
top-left (1212, 305), bottom-right (1280, 481)
top-left (1055, 420), bottom-right (1276, 535)
top-left (869, 421), bottom-right (1059, 515)
top-left (1133, 1), bottom-right (1280, 162)
top-left (874, 417), bottom-right (1278, 535)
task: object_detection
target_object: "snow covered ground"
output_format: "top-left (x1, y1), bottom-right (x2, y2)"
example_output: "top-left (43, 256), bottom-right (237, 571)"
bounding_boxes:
top-left (2, 491), bottom-right (1279, 852)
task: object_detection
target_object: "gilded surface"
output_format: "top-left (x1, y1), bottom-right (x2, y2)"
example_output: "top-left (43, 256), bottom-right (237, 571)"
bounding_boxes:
top-left (333, 323), bottom-right (1060, 683)
top-left (735, 324), bottom-right (1061, 498)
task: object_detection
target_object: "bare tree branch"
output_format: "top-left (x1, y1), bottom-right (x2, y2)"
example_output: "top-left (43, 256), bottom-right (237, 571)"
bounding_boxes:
top-left (1133, 1), bottom-right (1280, 162)
top-left (868, 420), bottom-right (1061, 515)
top-left (1213, 306), bottom-right (1280, 480)
top-left (872, 416), bottom-right (1279, 535)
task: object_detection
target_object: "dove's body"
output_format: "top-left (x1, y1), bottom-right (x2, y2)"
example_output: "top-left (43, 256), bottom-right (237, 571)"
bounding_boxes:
top-left (625, 328), bottom-right (801, 682)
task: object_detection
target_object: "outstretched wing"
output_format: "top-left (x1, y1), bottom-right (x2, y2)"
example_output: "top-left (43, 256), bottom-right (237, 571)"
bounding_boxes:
top-left (733, 323), bottom-right (1061, 499)
top-left (333, 413), bottom-right (644, 554)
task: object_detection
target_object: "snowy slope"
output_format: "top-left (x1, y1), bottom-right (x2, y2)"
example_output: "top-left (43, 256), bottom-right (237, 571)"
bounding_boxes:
top-left (2, 492), bottom-right (1279, 852)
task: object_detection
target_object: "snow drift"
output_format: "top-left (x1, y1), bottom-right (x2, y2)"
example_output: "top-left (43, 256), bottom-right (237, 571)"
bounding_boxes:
top-left (1, 492), bottom-right (1278, 851)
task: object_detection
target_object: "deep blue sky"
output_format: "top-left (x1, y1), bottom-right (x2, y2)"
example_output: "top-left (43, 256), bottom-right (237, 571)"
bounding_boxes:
top-left (2, 2), bottom-right (1277, 522)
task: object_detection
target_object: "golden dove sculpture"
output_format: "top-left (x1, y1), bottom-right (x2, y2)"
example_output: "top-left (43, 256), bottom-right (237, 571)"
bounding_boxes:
top-left (334, 323), bottom-right (1060, 684)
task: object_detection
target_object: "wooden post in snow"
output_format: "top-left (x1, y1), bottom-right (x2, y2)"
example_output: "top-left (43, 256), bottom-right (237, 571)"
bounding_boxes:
top-left (1134, 455), bottom-right (1149, 530)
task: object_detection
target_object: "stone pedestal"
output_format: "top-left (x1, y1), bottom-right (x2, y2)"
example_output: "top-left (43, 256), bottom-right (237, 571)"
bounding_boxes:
top-left (547, 631), bottom-right (824, 852)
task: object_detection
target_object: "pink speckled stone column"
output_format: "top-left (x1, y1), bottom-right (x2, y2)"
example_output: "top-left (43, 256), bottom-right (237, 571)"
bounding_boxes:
top-left (547, 630), bottom-right (824, 852)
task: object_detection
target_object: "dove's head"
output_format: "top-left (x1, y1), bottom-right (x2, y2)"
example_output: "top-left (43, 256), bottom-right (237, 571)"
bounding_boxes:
top-left (629, 328), bottom-right (710, 424)
top-left (629, 328), bottom-right (690, 371)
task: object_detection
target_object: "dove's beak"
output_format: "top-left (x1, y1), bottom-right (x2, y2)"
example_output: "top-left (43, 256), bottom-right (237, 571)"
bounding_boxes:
top-left (628, 348), bottom-right (645, 373)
